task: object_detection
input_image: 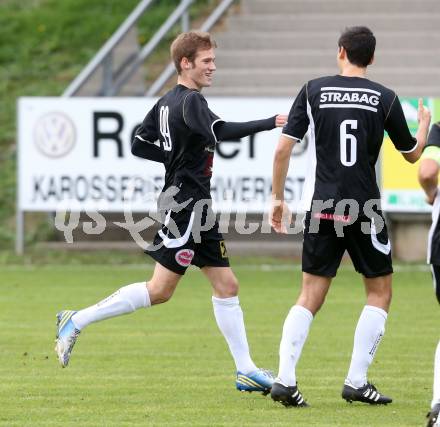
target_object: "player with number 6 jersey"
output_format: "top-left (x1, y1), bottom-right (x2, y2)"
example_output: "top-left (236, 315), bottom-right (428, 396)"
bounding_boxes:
top-left (269, 26), bottom-right (431, 408)
top-left (285, 75), bottom-right (418, 211)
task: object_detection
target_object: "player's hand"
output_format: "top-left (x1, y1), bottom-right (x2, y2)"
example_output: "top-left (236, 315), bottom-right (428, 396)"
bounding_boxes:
top-left (270, 199), bottom-right (292, 234)
top-left (275, 114), bottom-right (288, 127)
top-left (417, 98), bottom-right (431, 126)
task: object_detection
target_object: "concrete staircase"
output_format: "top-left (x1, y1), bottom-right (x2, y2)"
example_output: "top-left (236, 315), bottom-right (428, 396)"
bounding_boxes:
top-left (206, 0), bottom-right (440, 97)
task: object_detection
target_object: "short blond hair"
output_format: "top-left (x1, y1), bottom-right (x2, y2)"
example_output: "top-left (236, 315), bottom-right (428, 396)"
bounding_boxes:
top-left (170, 31), bottom-right (217, 74)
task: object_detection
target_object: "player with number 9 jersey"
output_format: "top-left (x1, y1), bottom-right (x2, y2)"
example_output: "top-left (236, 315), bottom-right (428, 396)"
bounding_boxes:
top-left (54, 32), bottom-right (287, 395)
top-left (135, 85), bottom-right (223, 206)
top-left (132, 31), bottom-right (286, 276)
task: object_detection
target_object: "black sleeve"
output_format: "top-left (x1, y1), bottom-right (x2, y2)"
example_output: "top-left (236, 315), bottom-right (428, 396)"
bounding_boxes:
top-left (282, 83), bottom-right (309, 142)
top-left (213, 116), bottom-right (276, 141)
top-left (134, 104), bottom-right (159, 143)
top-left (183, 91), bottom-right (223, 145)
top-left (131, 138), bottom-right (165, 163)
top-left (131, 104), bottom-right (164, 163)
top-left (426, 122), bottom-right (440, 149)
top-left (384, 95), bottom-right (418, 153)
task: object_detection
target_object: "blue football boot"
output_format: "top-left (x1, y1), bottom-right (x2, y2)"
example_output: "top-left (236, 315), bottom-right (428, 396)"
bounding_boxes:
top-left (236, 369), bottom-right (274, 395)
top-left (54, 310), bottom-right (80, 368)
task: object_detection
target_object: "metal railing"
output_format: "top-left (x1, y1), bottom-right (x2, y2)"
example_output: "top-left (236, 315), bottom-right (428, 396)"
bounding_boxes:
top-left (63, 0), bottom-right (155, 97)
top-left (109, 0), bottom-right (194, 96)
top-left (62, 0), bottom-right (235, 97)
top-left (147, 0), bottom-right (235, 96)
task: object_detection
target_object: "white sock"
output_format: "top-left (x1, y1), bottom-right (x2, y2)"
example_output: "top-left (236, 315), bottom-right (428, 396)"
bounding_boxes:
top-left (212, 296), bottom-right (258, 375)
top-left (432, 340), bottom-right (440, 408)
top-left (71, 282), bottom-right (151, 330)
top-left (346, 305), bottom-right (387, 388)
top-left (278, 305), bottom-right (313, 386)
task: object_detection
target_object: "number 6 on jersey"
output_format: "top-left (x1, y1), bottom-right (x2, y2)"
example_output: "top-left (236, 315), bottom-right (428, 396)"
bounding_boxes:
top-left (340, 119), bottom-right (357, 166)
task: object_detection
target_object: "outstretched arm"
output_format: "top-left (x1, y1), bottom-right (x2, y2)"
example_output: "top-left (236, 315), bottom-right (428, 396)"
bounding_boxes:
top-left (213, 115), bottom-right (287, 141)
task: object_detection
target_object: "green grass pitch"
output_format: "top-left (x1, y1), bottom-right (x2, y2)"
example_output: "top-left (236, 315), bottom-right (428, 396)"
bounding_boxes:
top-left (0, 262), bottom-right (437, 426)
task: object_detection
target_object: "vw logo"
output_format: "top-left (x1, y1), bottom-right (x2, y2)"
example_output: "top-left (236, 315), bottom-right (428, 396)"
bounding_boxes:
top-left (34, 112), bottom-right (76, 158)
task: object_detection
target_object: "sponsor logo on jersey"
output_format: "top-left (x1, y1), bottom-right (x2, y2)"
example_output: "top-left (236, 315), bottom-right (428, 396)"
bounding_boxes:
top-left (313, 212), bottom-right (351, 223)
top-left (175, 249), bottom-right (195, 267)
top-left (319, 87), bottom-right (381, 112)
top-left (34, 112), bottom-right (76, 158)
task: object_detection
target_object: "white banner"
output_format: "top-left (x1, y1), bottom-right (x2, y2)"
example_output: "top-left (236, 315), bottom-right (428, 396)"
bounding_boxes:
top-left (18, 97), bottom-right (309, 213)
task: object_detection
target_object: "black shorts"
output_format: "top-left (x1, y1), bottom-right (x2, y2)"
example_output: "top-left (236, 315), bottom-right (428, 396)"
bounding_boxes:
top-left (145, 207), bottom-right (230, 275)
top-left (302, 211), bottom-right (393, 278)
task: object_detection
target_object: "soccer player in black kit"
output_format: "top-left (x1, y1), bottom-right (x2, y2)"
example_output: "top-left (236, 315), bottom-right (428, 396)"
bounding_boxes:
top-left (55, 31), bottom-right (286, 394)
top-left (418, 121), bottom-right (440, 426)
top-left (269, 26), bottom-right (431, 407)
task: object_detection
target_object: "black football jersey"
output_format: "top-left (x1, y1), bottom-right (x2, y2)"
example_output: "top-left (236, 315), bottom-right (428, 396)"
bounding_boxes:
top-left (283, 75), bottom-right (417, 212)
top-left (135, 84), bottom-right (222, 206)
top-left (426, 122), bottom-right (440, 149)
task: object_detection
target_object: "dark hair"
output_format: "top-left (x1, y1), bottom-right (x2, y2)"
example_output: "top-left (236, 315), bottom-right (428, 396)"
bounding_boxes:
top-left (171, 31), bottom-right (217, 74)
top-left (338, 26), bottom-right (376, 67)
